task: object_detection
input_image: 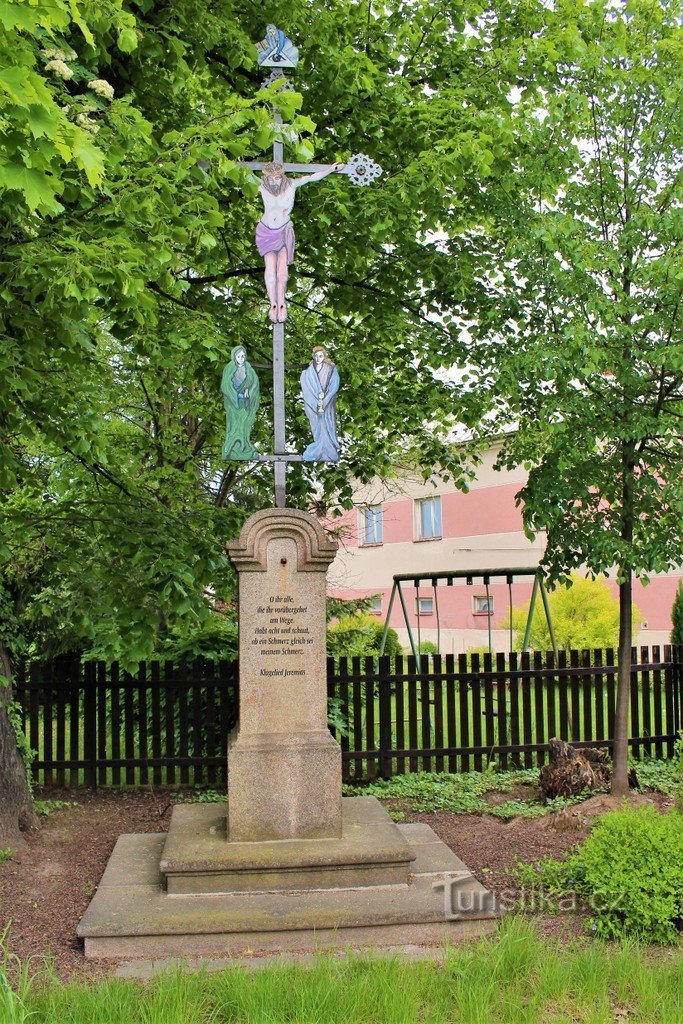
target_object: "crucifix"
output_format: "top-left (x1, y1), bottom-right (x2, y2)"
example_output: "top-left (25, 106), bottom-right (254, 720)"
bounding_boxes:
top-left (226, 27), bottom-right (382, 508)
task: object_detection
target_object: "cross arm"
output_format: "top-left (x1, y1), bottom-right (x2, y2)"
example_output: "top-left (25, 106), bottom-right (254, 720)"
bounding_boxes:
top-left (239, 153), bottom-right (382, 187)
top-left (239, 161), bottom-right (344, 174)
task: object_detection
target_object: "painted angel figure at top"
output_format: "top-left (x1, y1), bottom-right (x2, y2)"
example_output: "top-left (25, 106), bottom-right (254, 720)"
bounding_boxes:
top-left (256, 25), bottom-right (299, 68)
top-left (255, 161), bottom-right (344, 324)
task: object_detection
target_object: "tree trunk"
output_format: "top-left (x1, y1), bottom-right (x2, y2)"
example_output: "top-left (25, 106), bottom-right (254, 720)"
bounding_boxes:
top-left (0, 642), bottom-right (38, 848)
top-left (612, 437), bottom-right (636, 797)
top-left (612, 570), bottom-right (633, 796)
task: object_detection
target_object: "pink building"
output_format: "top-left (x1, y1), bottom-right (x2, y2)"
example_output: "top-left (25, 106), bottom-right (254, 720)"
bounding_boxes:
top-left (328, 443), bottom-right (680, 652)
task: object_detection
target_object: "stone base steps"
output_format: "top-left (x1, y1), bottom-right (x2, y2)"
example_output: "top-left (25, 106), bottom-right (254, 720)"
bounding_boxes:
top-left (78, 819), bottom-right (501, 960)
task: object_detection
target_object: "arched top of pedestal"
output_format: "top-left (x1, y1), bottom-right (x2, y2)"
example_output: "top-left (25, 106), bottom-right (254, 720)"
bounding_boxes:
top-left (227, 508), bottom-right (338, 573)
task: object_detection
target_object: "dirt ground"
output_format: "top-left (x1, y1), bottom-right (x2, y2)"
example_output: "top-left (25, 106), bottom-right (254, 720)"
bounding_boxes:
top-left (0, 787), bottom-right (670, 981)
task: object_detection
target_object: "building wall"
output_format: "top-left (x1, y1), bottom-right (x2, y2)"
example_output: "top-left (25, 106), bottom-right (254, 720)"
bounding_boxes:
top-left (327, 445), bottom-right (680, 652)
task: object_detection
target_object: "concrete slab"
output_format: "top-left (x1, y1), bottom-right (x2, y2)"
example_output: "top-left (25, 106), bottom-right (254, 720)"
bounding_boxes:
top-left (399, 823), bottom-right (447, 845)
top-left (100, 834), bottom-right (165, 887)
top-left (78, 828), bottom-right (501, 960)
top-left (405, 838), bottom-right (470, 877)
top-left (88, 916), bottom-right (498, 960)
top-left (115, 937), bottom-right (482, 979)
top-left (161, 797), bottom-right (416, 894)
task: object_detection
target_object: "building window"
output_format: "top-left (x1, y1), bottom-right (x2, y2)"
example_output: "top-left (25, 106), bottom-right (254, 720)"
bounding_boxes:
top-left (417, 597), bottom-right (434, 615)
top-left (369, 595), bottom-right (382, 615)
top-left (473, 595), bottom-right (494, 615)
top-left (360, 504), bottom-right (383, 546)
top-left (415, 496), bottom-right (442, 540)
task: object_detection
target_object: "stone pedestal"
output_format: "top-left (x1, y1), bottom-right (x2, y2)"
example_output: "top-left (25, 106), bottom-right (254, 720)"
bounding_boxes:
top-left (226, 509), bottom-right (341, 841)
top-left (77, 509), bottom-right (501, 962)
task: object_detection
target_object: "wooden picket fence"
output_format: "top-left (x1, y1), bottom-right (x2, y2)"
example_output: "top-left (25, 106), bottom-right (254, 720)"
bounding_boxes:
top-left (14, 646), bottom-right (683, 788)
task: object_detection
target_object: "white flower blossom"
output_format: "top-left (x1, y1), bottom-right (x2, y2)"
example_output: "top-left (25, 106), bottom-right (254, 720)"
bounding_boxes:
top-left (88, 79), bottom-right (114, 101)
top-left (43, 47), bottom-right (77, 62)
top-left (76, 112), bottom-right (99, 134)
top-left (45, 59), bottom-right (73, 80)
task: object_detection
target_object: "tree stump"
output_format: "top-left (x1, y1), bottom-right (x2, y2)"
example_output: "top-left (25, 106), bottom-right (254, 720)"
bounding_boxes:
top-left (540, 738), bottom-right (612, 799)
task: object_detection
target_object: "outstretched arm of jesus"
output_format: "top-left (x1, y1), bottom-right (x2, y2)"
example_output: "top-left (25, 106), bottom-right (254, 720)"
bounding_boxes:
top-left (292, 162), bottom-right (345, 188)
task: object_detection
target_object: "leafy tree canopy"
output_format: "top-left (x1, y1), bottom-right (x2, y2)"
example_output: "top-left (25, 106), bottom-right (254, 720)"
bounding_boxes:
top-left (2, 0), bottom-right (546, 663)
top-left (458, 0), bottom-right (682, 792)
top-left (462, 0), bottom-right (683, 587)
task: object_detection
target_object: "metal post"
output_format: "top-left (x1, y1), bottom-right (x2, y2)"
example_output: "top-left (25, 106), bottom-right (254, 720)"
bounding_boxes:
top-left (539, 579), bottom-right (558, 657)
top-left (379, 582), bottom-right (397, 656)
top-left (522, 575), bottom-right (540, 653)
top-left (396, 581), bottom-right (419, 660)
top-left (484, 577), bottom-right (492, 654)
top-left (272, 321), bottom-right (287, 508)
top-left (272, 110), bottom-right (286, 508)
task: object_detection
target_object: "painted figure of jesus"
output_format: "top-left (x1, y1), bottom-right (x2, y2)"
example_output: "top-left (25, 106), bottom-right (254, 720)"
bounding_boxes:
top-left (255, 161), bottom-right (344, 324)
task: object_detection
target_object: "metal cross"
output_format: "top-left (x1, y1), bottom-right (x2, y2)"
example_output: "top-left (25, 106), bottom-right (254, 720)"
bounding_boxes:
top-left (241, 32), bottom-right (382, 508)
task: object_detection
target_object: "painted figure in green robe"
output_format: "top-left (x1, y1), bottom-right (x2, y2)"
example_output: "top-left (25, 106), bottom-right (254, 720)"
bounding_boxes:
top-left (221, 345), bottom-right (260, 459)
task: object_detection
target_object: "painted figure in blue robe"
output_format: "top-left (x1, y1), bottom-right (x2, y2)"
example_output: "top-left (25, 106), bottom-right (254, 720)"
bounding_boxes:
top-left (300, 346), bottom-right (340, 462)
top-left (256, 25), bottom-right (299, 68)
top-left (221, 345), bottom-right (260, 460)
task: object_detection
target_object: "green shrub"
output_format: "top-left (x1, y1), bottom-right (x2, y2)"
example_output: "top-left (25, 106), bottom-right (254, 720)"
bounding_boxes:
top-left (675, 732), bottom-right (683, 811)
top-left (417, 640), bottom-right (438, 655)
top-left (506, 574), bottom-right (640, 652)
top-left (327, 612), bottom-right (401, 657)
top-left (519, 806), bottom-right (683, 943)
top-left (156, 617), bottom-right (238, 662)
top-left (671, 580), bottom-right (683, 644)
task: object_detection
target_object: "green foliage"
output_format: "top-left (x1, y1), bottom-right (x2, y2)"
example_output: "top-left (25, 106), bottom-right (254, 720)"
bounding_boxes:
top-left (155, 617), bottom-right (238, 663)
top-left (16, 917), bottom-right (683, 1022)
top-left (671, 582), bottom-right (683, 645)
top-left (632, 756), bottom-right (681, 798)
top-left (462, 0), bottom-right (683, 787)
top-left (5, 0), bottom-right (544, 666)
top-left (0, 850), bottom-right (14, 863)
top-left (0, 925), bottom-right (35, 1024)
top-left (507, 575), bottom-right (639, 652)
top-left (33, 799), bottom-right (76, 817)
top-left (343, 768), bottom-right (584, 818)
top-left (326, 595), bottom-right (381, 624)
top-left (327, 697), bottom-right (350, 738)
top-left (465, 0), bottom-right (683, 589)
top-left (675, 732), bottom-right (683, 811)
top-left (183, 790), bottom-right (224, 804)
top-left (1, 689), bottom-right (36, 798)
top-left (520, 807), bottom-right (683, 944)
top-left (327, 612), bottom-right (401, 658)
top-left (417, 640), bottom-right (438, 655)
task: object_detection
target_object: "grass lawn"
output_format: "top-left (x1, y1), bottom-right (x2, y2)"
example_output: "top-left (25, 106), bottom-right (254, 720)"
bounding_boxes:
top-left (5, 919), bottom-right (682, 1024)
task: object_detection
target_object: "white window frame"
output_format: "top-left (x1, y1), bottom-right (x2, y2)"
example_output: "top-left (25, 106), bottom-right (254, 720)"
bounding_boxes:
top-left (415, 496), bottom-right (442, 541)
top-left (368, 595), bottom-right (382, 615)
top-left (360, 504), bottom-right (383, 546)
top-left (416, 596), bottom-right (434, 615)
top-left (473, 595), bottom-right (494, 615)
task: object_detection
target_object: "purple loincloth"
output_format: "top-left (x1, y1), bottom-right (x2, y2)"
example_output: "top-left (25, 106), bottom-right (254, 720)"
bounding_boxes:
top-left (255, 219), bottom-right (295, 263)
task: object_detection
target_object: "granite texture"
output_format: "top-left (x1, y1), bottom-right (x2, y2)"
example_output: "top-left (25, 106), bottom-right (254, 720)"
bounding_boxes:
top-left (226, 509), bottom-right (342, 841)
top-left (161, 797), bottom-right (416, 894)
top-left (78, 823), bottom-right (501, 959)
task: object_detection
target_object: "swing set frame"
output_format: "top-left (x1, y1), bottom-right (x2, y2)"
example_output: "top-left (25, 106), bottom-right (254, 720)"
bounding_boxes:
top-left (378, 567), bottom-right (557, 658)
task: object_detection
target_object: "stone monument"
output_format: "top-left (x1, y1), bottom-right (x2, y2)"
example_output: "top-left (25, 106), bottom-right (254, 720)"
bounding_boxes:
top-left (226, 509), bottom-right (341, 842)
top-left (77, 26), bottom-right (499, 962)
top-left (78, 505), bottom-right (499, 959)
